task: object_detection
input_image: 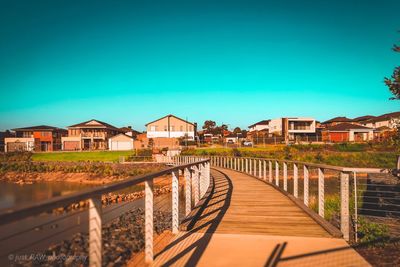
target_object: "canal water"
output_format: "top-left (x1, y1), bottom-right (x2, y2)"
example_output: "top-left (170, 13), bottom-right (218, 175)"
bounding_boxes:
top-left (0, 181), bottom-right (96, 211)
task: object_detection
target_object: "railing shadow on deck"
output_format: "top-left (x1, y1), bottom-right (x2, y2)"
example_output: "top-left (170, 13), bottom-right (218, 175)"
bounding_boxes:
top-left (154, 169), bottom-right (233, 266)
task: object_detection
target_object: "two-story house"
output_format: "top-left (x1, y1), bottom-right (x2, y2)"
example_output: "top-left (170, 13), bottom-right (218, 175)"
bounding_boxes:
top-left (146, 115), bottom-right (196, 140)
top-left (269, 117), bottom-right (317, 141)
top-left (4, 125), bottom-right (67, 152)
top-left (62, 119), bottom-right (121, 151)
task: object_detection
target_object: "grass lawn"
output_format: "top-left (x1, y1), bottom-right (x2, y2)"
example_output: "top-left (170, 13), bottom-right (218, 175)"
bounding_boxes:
top-left (32, 151), bottom-right (135, 162)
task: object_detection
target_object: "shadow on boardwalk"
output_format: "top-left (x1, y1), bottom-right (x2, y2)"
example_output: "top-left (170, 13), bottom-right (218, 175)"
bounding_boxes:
top-left (155, 169), bottom-right (233, 266)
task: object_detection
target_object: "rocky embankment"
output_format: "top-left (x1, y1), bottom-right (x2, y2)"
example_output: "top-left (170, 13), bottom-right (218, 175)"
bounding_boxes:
top-left (13, 208), bottom-right (172, 267)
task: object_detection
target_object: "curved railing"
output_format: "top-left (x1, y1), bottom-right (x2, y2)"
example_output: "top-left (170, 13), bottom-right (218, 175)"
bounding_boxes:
top-left (174, 155), bottom-right (392, 242)
top-left (0, 158), bottom-right (210, 266)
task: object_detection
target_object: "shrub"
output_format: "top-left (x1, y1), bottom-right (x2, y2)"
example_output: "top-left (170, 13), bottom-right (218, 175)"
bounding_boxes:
top-left (357, 217), bottom-right (390, 245)
top-left (232, 148), bottom-right (242, 157)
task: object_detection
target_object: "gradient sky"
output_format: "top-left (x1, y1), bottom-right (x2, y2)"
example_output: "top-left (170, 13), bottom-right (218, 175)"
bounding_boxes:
top-left (0, 0), bottom-right (399, 131)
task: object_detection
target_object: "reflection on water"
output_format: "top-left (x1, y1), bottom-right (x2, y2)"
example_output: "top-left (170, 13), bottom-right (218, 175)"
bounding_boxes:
top-left (0, 181), bottom-right (95, 211)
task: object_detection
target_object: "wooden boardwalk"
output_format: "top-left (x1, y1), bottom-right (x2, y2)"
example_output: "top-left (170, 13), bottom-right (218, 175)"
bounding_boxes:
top-left (152, 168), bottom-right (370, 266)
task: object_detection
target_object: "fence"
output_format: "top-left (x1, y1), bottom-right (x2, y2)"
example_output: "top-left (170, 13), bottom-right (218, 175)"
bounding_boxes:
top-left (0, 158), bottom-right (210, 266)
top-left (178, 155), bottom-right (396, 244)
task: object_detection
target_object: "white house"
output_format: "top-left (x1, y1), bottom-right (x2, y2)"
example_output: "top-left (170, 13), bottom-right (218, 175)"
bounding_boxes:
top-left (108, 134), bottom-right (134, 151)
top-left (248, 120), bottom-right (270, 132)
top-left (146, 114), bottom-right (196, 140)
top-left (269, 117), bottom-right (316, 140)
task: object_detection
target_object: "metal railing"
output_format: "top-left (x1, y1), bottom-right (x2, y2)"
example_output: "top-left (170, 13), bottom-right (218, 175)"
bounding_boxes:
top-left (178, 155), bottom-right (394, 243)
top-left (0, 158), bottom-right (210, 266)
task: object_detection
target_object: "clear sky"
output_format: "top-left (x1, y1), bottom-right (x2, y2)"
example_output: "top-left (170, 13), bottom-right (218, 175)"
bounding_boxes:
top-left (0, 0), bottom-right (399, 131)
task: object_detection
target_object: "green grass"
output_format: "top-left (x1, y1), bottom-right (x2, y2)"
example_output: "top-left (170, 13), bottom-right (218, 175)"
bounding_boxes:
top-left (182, 147), bottom-right (398, 168)
top-left (32, 151), bottom-right (135, 162)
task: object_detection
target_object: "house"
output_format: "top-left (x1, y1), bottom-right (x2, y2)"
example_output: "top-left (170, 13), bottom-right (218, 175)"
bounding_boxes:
top-left (360, 111), bottom-right (400, 129)
top-left (62, 119), bottom-right (121, 151)
top-left (321, 117), bottom-right (352, 128)
top-left (269, 117), bottom-right (316, 141)
top-left (146, 115), bottom-right (196, 140)
top-left (4, 125), bottom-right (67, 152)
top-left (119, 126), bottom-right (141, 138)
top-left (108, 134), bottom-right (134, 151)
top-left (0, 130), bottom-right (14, 152)
top-left (351, 115), bottom-right (376, 125)
top-left (248, 120), bottom-right (270, 132)
top-left (322, 123), bottom-right (374, 142)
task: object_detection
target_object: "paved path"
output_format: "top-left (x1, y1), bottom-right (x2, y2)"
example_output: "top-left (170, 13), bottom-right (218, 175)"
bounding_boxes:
top-left (153, 168), bottom-right (370, 266)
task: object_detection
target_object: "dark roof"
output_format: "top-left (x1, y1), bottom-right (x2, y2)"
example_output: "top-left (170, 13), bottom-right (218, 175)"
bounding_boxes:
top-left (352, 115), bottom-right (375, 122)
top-left (326, 123), bottom-right (373, 131)
top-left (322, 117), bottom-right (352, 124)
top-left (11, 125), bottom-right (67, 132)
top-left (248, 120), bottom-right (270, 128)
top-left (119, 127), bottom-right (141, 135)
top-left (367, 111), bottom-right (400, 123)
top-left (145, 114), bottom-right (195, 126)
top-left (68, 119), bottom-right (119, 130)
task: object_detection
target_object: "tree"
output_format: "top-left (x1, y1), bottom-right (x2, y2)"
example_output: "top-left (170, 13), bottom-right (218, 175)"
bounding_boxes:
top-left (384, 43), bottom-right (400, 100)
top-left (233, 127), bottom-right (242, 134)
top-left (202, 120), bottom-right (216, 132)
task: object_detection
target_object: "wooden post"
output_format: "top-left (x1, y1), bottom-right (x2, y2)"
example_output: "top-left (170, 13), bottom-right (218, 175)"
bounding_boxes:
top-left (231, 157), bottom-right (233, 169)
top-left (304, 165), bottom-right (309, 206)
top-left (249, 158), bottom-right (252, 175)
top-left (172, 171), bottom-right (179, 234)
top-left (293, 163), bottom-right (298, 197)
top-left (269, 161), bottom-right (272, 183)
top-left (185, 168), bottom-right (191, 216)
top-left (275, 161), bottom-right (279, 186)
top-left (259, 160), bottom-right (262, 178)
top-left (340, 172), bottom-right (350, 241)
top-left (89, 195), bottom-right (102, 267)
top-left (193, 166), bottom-right (199, 205)
top-left (263, 160), bottom-right (267, 180)
top-left (234, 157), bottom-right (237, 170)
top-left (144, 179), bottom-right (153, 264)
top-left (246, 158), bottom-right (248, 173)
top-left (241, 158), bottom-right (244, 172)
top-left (318, 168), bottom-right (325, 218)
top-left (283, 162), bottom-right (288, 191)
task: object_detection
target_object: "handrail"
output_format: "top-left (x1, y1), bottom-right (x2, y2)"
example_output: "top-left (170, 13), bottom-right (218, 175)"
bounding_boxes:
top-left (0, 158), bottom-right (211, 266)
top-left (0, 159), bottom-right (208, 226)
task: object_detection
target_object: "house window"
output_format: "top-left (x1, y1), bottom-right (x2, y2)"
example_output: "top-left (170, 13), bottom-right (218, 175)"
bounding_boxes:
top-left (170, 126), bottom-right (175, 131)
top-left (150, 126), bottom-right (157, 131)
top-left (164, 125), bottom-right (168, 131)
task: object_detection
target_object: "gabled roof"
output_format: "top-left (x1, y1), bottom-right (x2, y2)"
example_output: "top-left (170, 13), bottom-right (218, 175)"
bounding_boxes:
top-left (248, 120), bottom-right (270, 128)
top-left (367, 111), bottom-right (400, 123)
top-left (11, 125), bottom-right (67, 132)
top-left (108, 133), bottom-right (134, 140)
top-left (145, 114), bottom-right (195, 126)
top-left (352, 115), bottom-right (375, 122)
top-left (68, 119), bottom-right (120, 130)
top-left (322, 117), bottom-right (352, 124)
top-left (326, 123), bottom-right (373, 131)
top-left (119, 127), bottom-right (141, 135)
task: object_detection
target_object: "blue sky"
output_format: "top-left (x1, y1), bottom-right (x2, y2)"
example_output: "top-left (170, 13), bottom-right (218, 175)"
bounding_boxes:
top-left (0, 0), bottom-right (399, 131)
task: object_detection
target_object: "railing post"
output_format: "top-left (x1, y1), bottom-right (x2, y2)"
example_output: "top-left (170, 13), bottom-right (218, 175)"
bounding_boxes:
top-left (185, 167), bottom-right (191, 216)
top-left (283, 162), bottom-right (288, 191)
top-left (259, 159), bottom-right (262, 178)
top-left (230, 157), bottom-right (233, 169)
top-left (269, 161), bottom-right (272, 183)
top-left (263, 160), bottom-right (266, 180)
top-left (340, 171), bottom-right (350, 241)
top-left (246, 158), bottom-right (249, 173)
top-left (318, 168), bottom-right (324, 218)
top-left (275, 161), bottom-right (279, 186)
top-left (249, 158), bottom-right (253, 175)
top-left (293, 163), bottom-right (298, 197)
top-left (89, 195), bottom-right (102, 267)
top-left (193, 165), bottom-right (200, 205)
top-left (304, 165), bottom-right (309, 206)
top-left (144, 179), bottom-right (153, 264)
top-left (241, 158), bottom-right (244, 172)
top-left (234, 157), bottom-right (237, 170)
top-left (172, 171), bottom-right (179, 234)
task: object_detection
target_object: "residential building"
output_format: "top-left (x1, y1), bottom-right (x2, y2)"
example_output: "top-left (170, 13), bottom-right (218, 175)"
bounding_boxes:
top-left (62, 119), bottom-right (121, 151)
top-left (269, 117), bottom-right (316, 141)
top-left (321, 117), bottom-right (352, 128)
top-left (360, 111), bottom-right (400, 129)
top-left (5, 125), bottom-right (67, 152)
top-left (108, 134), bottom-right (134, 151)
top-left (146, 114), bottom-right (196, 140)
top-left (351, 115), bottom-right (376, 125)
top-left (322, 123), bottom-right (374, 142)
top-left (119, 126), bottom-right (141, 138)
top-left (0, 130), bottom-right (14, 152)
top-left (248, 120), bottom-right (270, 132)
